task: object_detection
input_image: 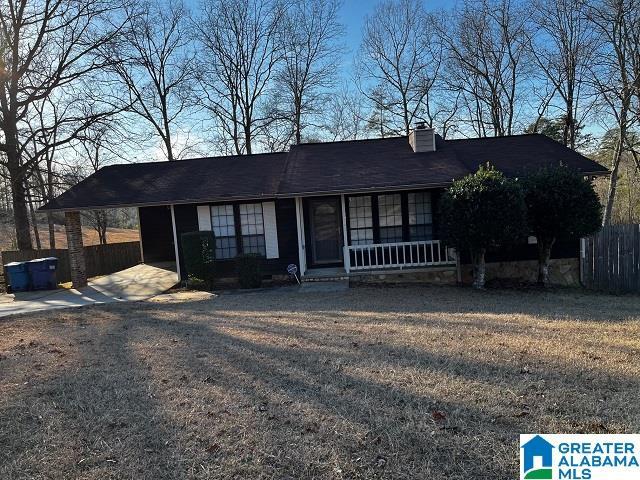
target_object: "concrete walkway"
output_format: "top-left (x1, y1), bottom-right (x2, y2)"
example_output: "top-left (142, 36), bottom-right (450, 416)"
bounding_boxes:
top-left (0, 264), bottom-right (178, 318)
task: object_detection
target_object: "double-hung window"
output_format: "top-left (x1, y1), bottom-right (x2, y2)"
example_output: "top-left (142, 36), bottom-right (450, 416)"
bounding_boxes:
top-left (408, 192), bottom-right (433, 241)
top-left (211, 205), bottom-right (237, 259)
top-left (378, 194), bottom-right (403, 243)
top-left (210, 202), bottom-right (266, 259)
top-left (348, 196), bottom-right (373, 245)
top-left (239, 203), bottom-right (266, 256)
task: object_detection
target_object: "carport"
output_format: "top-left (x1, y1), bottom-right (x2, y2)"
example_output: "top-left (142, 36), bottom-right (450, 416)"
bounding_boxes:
top-left (30, 204), bottom-right (182, 290)
top-left (31, 207), bottom-right (181, 290)
top-left (38, 154), bottom-right (287, 289)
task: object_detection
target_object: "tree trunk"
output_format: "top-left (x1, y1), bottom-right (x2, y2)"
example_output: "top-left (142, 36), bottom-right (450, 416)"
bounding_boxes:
top-left (4, 119), bottom-right (33, 250)
top-left (245, 123), bottom-right (252, 155)
top-left (471, 247), bottom-right (486, 289)
top-left (536, 238), bottom-right (555, 286)
top-left (9, 172), bottom-right (34, 250)
top-left (47, 212), bottom-right (56, 249)
top-left (163, 117), bottom-right (175, 162)
top-left (99, 211), bottom-right (108, 245)
top-left (603, 128), bottom-right (625, 225)
top-left (164, 135), bottom-right (175, 162)
top-left (27, 188), bottom-right (41, 250)
top-left (295, 108), bottom-right (302, 145)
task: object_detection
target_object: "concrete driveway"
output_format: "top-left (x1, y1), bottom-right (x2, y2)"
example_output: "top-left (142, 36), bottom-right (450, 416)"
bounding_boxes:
top-left (0, 264), bottom-right (178, 318)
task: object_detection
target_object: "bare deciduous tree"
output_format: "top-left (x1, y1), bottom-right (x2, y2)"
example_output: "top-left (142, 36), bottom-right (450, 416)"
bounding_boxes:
top-left (324, 86), bottom-right (368, 141)
top-left (195, 0), bottom-right (282, 155)
top-left (0, 0), bottom-right (128, 250)
top-left (112, 0), bottom-right (195, 162)
top-left (276, 0), bottom-right (343, 144)
top-left (437, 0), bottom-right (530, 137)
top-left (358, 0), bottom-right (441, 136)
top-left (22, 83), bottom-right (127, 249)
top-left (530, 0), bottom-right (597, 149)
top-left (589, 0), bottom-right (640, 225)
top-left (27, 97), bottom-right (64, 249)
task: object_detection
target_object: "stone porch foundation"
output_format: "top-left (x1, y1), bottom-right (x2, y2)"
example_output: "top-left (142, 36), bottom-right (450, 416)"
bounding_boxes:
top-left (349, 267), bottom-right (458, 285)
top-left (347, 258), bottom-right (580, 287)
top-left (461, 258), bottom-right (580, 287)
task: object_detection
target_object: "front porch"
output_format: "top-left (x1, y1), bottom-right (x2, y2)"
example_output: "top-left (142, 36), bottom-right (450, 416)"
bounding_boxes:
top-left (294, 191), bottom-right (457, 280)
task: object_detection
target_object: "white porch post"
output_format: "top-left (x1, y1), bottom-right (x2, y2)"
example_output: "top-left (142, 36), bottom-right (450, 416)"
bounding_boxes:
top-left (170, 205), bottom-right (182, 281)
top-left (340, 194), bottom-right (350, 273)
top-left (295, 197), bottom-right (307, 276)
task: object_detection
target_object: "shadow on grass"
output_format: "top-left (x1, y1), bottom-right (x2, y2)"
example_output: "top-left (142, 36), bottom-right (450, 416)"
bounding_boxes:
top-left (0, 285), bottom-right (638, 479)
top-left (179, 283), bottom-right (640, 327)
top-left (0, 318), bottom-right (186, 479)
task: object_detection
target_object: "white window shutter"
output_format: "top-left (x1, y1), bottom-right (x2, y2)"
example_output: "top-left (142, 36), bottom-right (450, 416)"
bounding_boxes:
top-left (262, 201), bottom-right (279, 259)
top-left (197, 205), bottom-right (212, 231)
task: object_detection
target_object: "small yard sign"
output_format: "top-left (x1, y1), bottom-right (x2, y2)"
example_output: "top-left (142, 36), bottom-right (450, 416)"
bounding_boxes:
top-left (287, 264), bottom-right (300, 284)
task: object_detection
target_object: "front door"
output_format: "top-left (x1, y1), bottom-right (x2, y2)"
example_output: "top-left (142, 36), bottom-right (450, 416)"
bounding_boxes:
top-left (308, 197), bottom-right (343, 265)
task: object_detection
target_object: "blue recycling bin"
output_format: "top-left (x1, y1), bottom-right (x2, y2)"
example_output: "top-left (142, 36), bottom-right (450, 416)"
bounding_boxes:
top-left (4, 261), bottom-right (31, 292)
top-left (27, 257), bottom-right (58, 291)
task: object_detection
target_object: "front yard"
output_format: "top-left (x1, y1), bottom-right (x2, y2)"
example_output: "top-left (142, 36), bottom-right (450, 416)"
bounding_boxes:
top-left (0, 286), bottom-right (638, 479)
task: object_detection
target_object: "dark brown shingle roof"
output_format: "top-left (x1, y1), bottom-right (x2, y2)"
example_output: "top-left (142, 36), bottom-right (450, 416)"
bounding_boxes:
top-left (448, 134), bottom-right (606, 177)
top-left (41, 152), bottom-right (287, 211)
top-left (41, 134), bottom-right (608, 211)
top-left (277, 136), bottom-right (469, 195)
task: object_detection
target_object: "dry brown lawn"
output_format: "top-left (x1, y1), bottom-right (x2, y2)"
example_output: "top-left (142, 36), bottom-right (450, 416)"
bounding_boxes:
top-left (0, 286), bottom-right (639, 479)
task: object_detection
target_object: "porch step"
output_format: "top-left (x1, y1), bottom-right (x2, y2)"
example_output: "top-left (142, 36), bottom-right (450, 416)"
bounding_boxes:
top-left (301, 267), bottom-right (348, 283)
top-left (300, 279), bottom-right (349, 292)
top-left (301, 275), bottom-right (349, 282)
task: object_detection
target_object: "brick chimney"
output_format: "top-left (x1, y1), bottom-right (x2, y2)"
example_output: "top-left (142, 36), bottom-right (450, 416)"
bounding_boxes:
top-left (409, 122), bottom-right (436, 152)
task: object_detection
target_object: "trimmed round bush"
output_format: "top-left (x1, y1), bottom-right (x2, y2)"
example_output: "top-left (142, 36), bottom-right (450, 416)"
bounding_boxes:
top-left (181, 231), bottom-right (216, 289)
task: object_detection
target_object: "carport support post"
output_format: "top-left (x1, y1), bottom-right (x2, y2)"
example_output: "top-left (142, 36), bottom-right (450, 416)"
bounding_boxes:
top-left (65, 211), bottom-right (88, 288)
top-left (170, 205), bottom-right (182, 282)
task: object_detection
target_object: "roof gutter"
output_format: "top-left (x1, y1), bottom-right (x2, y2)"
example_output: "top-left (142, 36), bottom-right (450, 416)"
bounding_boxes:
top-left (39, 182), bottom-right (457, 213)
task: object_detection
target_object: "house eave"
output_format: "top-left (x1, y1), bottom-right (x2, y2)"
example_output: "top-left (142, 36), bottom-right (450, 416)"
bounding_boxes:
top-left (38, 193), bottom-right (280, 213)
top-left (275, 181), bottom-right (454, 198)
top-left (40, 170), bottom-right (609, 213)
top-left (39, 182), bottom-right (455, 212)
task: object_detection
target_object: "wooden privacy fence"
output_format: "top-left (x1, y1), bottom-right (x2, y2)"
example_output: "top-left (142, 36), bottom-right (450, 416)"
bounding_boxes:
top-left (1, 241), bottom-right (141, 285)
top-left (581, 224), bottom-right (640, 294)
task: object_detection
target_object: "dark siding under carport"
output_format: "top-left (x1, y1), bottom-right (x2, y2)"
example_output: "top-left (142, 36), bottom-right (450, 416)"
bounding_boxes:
top-left (139, 206), bottom-right (175, 263)
top-left (172, 198), bottom-right (299, 281)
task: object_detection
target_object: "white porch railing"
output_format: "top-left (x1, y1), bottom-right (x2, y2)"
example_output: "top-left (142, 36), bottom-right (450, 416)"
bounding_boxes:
top-left (344, 240), bottom-right (456, 272)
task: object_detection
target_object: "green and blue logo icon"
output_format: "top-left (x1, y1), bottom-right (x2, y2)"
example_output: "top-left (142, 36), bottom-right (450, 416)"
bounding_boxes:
top-left (521, 435), bottom-right (555, 479)
top-left (521, 434), bottom-right (640, 479)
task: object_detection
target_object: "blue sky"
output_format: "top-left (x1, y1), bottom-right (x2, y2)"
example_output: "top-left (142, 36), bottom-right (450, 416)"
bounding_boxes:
top-left (338, 0), bottom-right (453, 75)
top-left (340, 1), bottom-right (377, 58)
